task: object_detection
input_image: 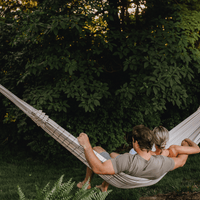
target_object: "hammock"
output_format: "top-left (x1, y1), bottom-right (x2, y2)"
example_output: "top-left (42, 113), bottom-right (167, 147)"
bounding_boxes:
top-left (0, 84), bottom-right (200, 189)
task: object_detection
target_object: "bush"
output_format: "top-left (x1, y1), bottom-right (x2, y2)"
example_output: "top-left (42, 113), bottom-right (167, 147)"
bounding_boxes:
top-left (1, 0), bottom-right (200, 158)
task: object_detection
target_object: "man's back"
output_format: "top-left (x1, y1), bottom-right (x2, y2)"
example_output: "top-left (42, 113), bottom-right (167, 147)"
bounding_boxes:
top-left (111, 153), bottom-right (175, 179)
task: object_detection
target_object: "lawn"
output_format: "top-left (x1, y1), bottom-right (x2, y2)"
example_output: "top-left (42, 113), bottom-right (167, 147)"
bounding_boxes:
top-left (0, 142), bottom-right (200, 200)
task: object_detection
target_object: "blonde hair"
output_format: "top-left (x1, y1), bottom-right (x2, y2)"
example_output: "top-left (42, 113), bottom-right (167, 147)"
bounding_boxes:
top-left (153, 126), bottom-right (169, 151)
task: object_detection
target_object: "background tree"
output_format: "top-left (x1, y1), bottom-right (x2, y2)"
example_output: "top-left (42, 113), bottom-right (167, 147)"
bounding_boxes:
top-left (1, 0), bottom-right (200, 158)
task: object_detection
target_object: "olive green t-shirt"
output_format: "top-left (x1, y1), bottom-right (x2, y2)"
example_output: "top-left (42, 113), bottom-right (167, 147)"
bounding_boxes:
top-left (111, 153), bottom-right (175, 179)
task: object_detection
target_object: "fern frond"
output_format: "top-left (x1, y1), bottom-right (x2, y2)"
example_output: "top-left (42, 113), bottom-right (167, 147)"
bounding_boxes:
top-left (56, 174), bottom-right (64, 188)
top-left (92, 189), bottom-right (112, 200)
top-left (35, 183), bottom-right (51, 200)
top-left (72, 180), bottom-right (95, 200)
top-left (42, 175), bottom-right (75, 200)
top-left (17, 185), bottom-right (26, 200)
top-left (41, 182), bottom-right (50, 195)
top-left (73, 189), bottom-right (95, 200)
top-left (44, 184), bottom-right (56, 200)
top-left (64, 195), bottom-right (73, 200)
top-left (60, 180), bottom-right (75, 197)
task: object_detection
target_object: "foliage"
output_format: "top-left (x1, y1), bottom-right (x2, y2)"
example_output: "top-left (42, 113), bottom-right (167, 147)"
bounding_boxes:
top-left (0, 0), bottom-right (38, 17)
top-left (1, 0), bottom-right (200, 157)
top-left (17, 175), bottom-right (111, 200)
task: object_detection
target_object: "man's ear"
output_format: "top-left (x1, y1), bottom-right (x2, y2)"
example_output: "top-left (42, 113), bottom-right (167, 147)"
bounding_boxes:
top-left (134, 140), bottom-right (139, 146)
top-left (132, 137), bottom-right (138, 144)
top-left (132, 138), bottom-right (139, 147)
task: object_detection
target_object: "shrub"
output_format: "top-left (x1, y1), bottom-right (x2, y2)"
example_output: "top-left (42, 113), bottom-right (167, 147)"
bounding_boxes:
top-left (1, 0), bottom-right (200, 158)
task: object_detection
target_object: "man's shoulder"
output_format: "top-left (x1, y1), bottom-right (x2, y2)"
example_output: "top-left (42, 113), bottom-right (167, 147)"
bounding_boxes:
top-left (113, 152), bottom-right (138, 161)
top-left (118, 153), bottom-right (135, 158)
top-left (151, 154), bottom-right (174, 162)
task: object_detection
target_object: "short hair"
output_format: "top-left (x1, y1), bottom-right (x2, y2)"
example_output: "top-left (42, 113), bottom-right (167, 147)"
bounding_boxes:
top-left (132, 125), bottom-right (154, 152)
top-left (153, 126), bottom-right (169, 150)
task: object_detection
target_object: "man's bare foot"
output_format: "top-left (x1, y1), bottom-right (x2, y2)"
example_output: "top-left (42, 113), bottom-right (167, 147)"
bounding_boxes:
top-left (77, 181), bottom-right (91, 189)
top-left (181, 140), bottom-right (189, 146)
top-left (96, 184), bottom-right (107, 192)
top-left (95, 180), bottom-right (109, 192)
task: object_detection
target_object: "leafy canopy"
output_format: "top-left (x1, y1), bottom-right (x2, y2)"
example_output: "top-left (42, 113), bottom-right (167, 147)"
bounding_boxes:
top-left (1, 0), bottom-right (200, 157)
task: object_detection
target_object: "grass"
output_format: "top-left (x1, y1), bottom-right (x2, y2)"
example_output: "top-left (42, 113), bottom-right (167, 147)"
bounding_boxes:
top-left (0, 142), bottom-right (200, 200)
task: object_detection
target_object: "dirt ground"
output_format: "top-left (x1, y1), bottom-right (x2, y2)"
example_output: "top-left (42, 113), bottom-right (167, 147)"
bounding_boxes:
top-left (140, 191), bottom-right (200, 200)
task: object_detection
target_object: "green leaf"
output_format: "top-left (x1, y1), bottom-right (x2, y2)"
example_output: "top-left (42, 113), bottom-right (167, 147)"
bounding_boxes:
top-left (128, 93), bottom-right (132, 100)
top-left (176, 98), bottom-right (181, 107)
top-left (94, 100), bottom-right (100, 106)
top-left (153, 87), bottom-right (158, 95)
top-left (170, 79), bottom-right (173, 87)
top-left (71, 23), bottom-right (75, 29)
top-left (85, 105), bottom-right (89, 112)
top-left (49, 96), bottom-right (53, 102)
top-left (53, 28), bottom-right (58, 36)
top-left (160, 84), bottom-right (165, 91)
top-left (144, 62), bottom-right (149, 68)
top-left (146, 88), bottom-right (151, 96)
top-left (39, 98), bottom-right (43, 104)
top-left (123, 64), bottom-right (128, 71)
top-left (149, 77), bottom-right (156, 82)
top-left (175, 76), bottom-right (181, 84)
top-left (69, 67), bottom-right (73, 75)
top-left (123, 83), bottom-right (127, 87)
top-left (75, 24), bottom-right (81, 33)
top-left (32, 68), bottom-right (36, 75)
top-left (60, 21), bottom-right (66, 29)
top-left (63, 107), bottom-right (67, 112)
top-left (90, 105), bottom-right (94, 111)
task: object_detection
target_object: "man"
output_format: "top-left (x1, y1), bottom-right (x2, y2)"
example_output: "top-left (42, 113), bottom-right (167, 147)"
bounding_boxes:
top-left (77, 125), bottom-right (189, 191)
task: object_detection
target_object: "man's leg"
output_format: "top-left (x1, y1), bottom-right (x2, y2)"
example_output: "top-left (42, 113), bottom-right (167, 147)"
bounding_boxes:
top-left (169, 138), bottom-right (200, 157)
top-left (183, 138), bottom-right (199, 148)
top-left (96, 152), bottom-right (120, 192)
top-left (77, 146), bottom-right (107, 189)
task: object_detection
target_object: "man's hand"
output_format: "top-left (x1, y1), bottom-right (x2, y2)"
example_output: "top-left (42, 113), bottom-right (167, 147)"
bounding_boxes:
top-left (77, 133), bottom-right (115, 175)
top-left (77, 133), bottom-right (91, 150)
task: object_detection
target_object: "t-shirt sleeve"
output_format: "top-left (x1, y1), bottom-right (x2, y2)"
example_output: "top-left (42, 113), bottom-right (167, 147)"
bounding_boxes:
top-left (111, 153), bottom-right (131, 174)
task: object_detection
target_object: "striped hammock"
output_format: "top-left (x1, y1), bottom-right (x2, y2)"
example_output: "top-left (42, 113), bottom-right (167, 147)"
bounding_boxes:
top-left (0, 84), bottom-right (200, 189)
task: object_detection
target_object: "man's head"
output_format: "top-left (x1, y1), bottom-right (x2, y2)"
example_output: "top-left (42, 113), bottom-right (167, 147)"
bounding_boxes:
top-left (132, 125), bottom-right (154, 152)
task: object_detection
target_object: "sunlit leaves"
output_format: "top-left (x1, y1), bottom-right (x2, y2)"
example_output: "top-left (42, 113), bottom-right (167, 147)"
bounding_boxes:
top-left (0, 0), bottom-right (38, 17)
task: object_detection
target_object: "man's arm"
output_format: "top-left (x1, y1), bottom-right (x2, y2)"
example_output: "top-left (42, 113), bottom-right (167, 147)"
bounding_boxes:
top-left (78, 133), bottom-right (115, 175)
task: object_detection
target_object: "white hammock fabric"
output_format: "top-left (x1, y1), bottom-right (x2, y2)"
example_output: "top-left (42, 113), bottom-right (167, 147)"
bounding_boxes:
top-left (0, 84), bottom-right (200, 189)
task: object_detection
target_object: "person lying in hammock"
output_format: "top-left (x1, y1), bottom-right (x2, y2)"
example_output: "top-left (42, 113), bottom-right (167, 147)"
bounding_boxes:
top-left (77, 125), bottom-right (196, 192)
top-left (150, 126), bottom-right (200, 157)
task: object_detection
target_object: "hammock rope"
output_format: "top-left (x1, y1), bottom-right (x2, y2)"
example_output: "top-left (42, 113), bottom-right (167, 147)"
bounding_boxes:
top-left (0, 84), bottom-right (200, 189)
